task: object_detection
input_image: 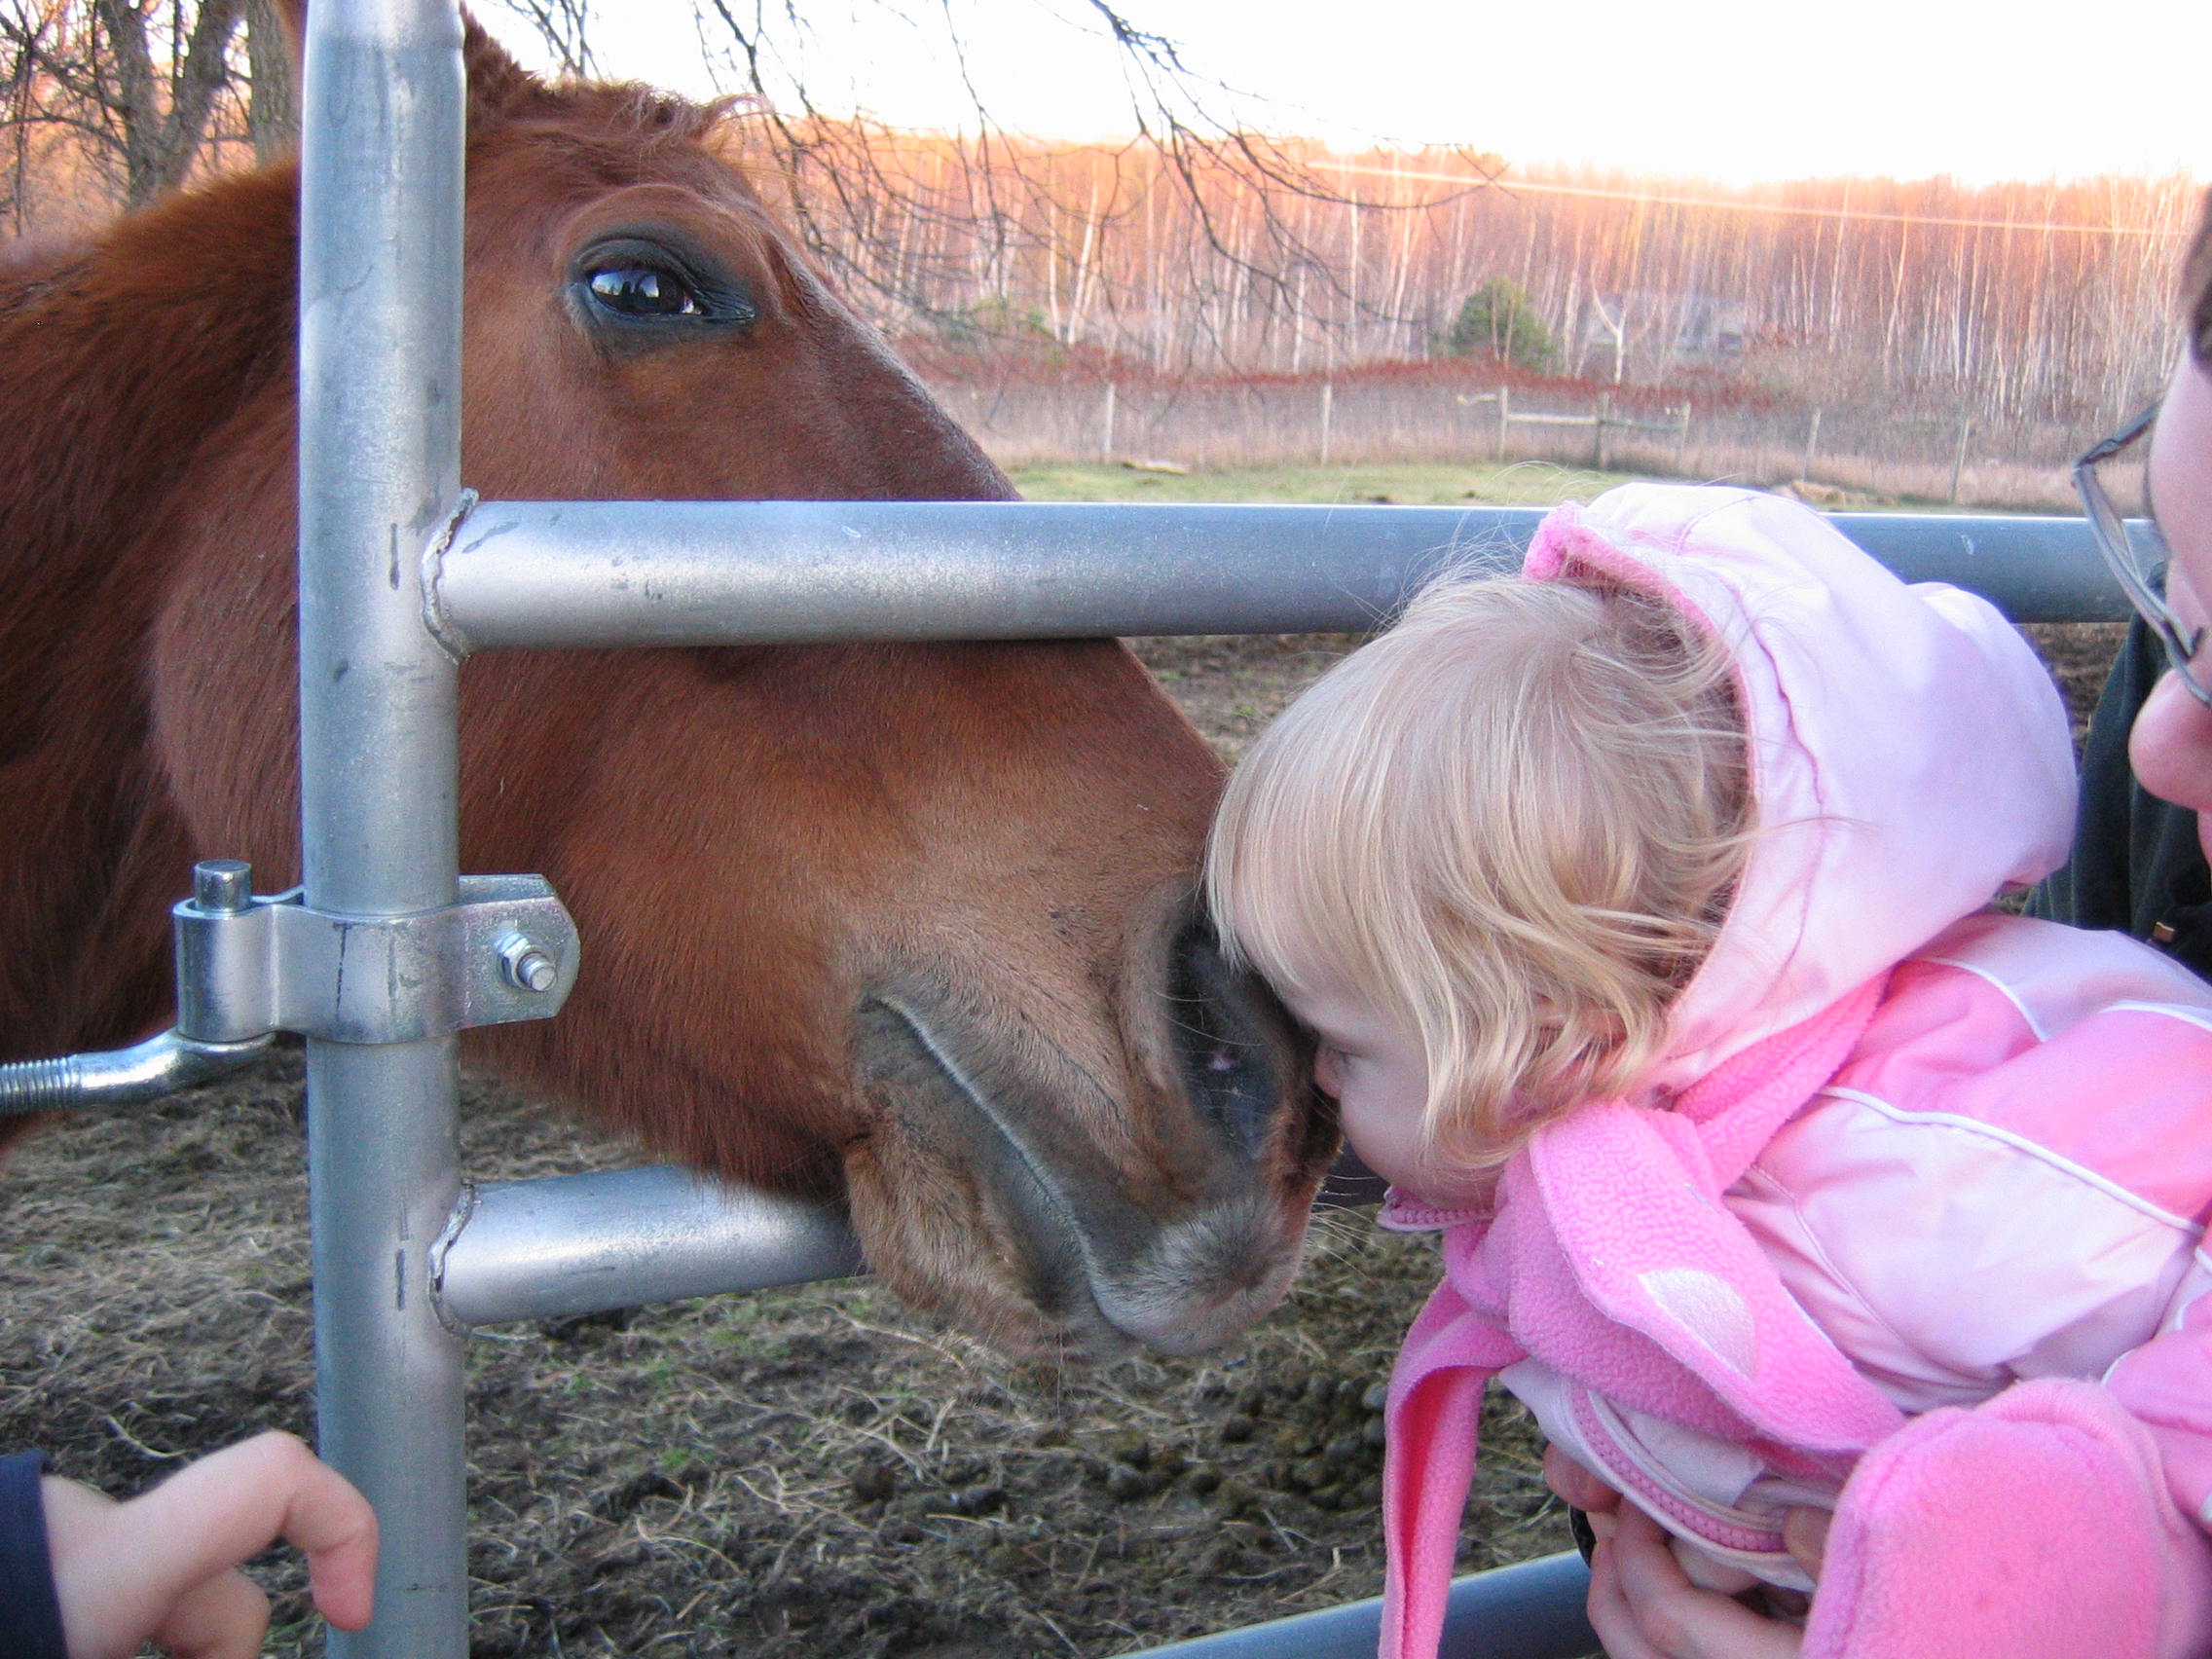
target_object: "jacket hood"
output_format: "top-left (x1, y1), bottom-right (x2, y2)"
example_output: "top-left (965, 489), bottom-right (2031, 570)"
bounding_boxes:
top-left (1524, 484), bottom-right (2077, 1094)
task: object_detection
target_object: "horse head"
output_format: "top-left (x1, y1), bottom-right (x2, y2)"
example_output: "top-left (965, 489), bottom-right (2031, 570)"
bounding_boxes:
top-left (0, 13), bottom-right (1332, 1359)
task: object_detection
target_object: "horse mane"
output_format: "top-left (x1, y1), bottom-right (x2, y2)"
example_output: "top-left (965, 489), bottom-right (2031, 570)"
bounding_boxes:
top-left (0, 159), bottom-right (300, 717)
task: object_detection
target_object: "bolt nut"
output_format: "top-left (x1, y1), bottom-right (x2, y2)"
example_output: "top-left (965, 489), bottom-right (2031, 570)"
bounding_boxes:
top-left (193, 859), bottom-right (253, 915)
top-left (497, 933), bottom-right (558, 993)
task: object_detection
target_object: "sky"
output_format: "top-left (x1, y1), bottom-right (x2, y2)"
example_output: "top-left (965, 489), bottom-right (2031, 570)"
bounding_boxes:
top-left (477, 0), bottom-right (2212, 186)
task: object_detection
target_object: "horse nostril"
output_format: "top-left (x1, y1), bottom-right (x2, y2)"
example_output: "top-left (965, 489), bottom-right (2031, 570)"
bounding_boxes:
top-left (1167, 923), bottom-right (1296, 1158)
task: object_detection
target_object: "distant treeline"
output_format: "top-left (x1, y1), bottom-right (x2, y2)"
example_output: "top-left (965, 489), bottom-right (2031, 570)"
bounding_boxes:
top-left (786, 127), bottom-right (2201, 427)
top-left (4, 13), bottom-right (2198, 432)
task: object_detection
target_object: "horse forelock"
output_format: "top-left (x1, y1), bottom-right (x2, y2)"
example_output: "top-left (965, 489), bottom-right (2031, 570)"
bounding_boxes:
top-left (475, 75), bottom-right (754, 159)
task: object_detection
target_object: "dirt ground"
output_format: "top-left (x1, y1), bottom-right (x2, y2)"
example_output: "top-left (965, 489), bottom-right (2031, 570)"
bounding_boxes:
top-left (0, 620), bottom-right (2126, 1658)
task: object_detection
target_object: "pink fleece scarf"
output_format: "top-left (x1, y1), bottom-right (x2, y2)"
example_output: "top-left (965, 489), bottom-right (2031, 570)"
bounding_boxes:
top-left (1380, 977), bottom-right (1907, 1659)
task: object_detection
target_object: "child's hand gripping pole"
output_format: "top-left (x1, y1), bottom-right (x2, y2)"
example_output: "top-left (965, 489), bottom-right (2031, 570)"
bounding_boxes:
top-left (43, 1429), bottom-right (377, 1659)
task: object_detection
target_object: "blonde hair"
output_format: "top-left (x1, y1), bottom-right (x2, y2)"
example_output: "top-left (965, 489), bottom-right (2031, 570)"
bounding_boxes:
top-left (1206, 570), bottom-right (1750, 1163)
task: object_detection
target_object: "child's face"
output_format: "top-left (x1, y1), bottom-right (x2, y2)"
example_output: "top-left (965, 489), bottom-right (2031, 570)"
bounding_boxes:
top-left (1277, 982), bottom-right (1495, 1210)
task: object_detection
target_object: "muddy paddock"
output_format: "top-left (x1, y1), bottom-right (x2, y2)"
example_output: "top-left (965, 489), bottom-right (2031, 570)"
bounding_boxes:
top-left (0, 625), bottom-right (2125, 1657)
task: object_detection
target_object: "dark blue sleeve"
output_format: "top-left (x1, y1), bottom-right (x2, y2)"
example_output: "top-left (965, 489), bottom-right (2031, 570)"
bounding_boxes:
top-left (0, 1451), bottom-right (68, 1659)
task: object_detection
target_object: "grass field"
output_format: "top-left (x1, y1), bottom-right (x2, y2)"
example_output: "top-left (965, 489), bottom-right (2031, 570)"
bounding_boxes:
top-left (1007, 459), bottom-right (1641, 507)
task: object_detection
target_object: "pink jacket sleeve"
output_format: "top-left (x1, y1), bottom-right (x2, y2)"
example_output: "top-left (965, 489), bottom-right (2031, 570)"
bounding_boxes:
top-left (2110, 1283), bottom-right (2212, 1533)
top-left (1805, 1379), bottom-right (2212, 1659)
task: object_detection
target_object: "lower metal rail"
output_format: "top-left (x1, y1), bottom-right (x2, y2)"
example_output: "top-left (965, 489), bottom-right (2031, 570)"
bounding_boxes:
top-left (1114, 1552), bottom-right (1597, 1659)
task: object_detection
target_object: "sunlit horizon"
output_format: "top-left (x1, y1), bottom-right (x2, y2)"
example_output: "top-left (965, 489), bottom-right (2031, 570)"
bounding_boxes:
top-left (480, 0), bottom-right (2212, 190)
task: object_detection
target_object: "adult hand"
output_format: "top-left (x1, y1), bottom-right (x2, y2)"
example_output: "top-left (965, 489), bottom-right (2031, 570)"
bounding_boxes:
top-left (1586, 1503), bottom-right (1803, 1659)
top-left (42, 1429), bottom-right (377, 1659)
top-left (1543, 1442), bottom-right (1622, 1515)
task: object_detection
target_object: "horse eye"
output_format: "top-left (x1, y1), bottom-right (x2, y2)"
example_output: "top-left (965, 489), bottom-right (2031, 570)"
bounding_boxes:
top-left (586, 265), bottom-right (703, 317)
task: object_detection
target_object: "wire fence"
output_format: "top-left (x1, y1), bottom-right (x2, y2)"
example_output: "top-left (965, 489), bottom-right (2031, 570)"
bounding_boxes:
top-left (929, 376), bottom-right (2096, 511)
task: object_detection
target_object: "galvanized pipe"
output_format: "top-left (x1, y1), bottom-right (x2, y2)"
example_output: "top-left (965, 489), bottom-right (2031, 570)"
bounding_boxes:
top-left (296, 1), bottom-right (469, 1653)
top-left (430, 1146), bottom-right (1402, 1330)
top-left (432, 1166), bottom-right (866, 1329)
top-left (0, 1029), bottom-right (273, 1116)
top-left (427, 501), bottom-right (2129, 652)
top-left (1111, 1550), bottom-right (1597, 1659)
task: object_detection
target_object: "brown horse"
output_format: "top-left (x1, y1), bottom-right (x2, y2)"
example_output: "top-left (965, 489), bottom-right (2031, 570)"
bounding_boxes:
top-left (0, 20), bottom-right (1331, 1358)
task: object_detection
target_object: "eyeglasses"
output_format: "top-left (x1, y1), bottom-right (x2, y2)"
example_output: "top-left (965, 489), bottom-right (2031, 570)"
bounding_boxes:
top-left (2074, 400), bottom-right (2212, 708)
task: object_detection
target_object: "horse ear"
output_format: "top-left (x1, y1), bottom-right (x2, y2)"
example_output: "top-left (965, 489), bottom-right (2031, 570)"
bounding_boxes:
top-left (261, 0), bottom-right (306, 64)
top-left (461, 11), bottom-right (543, 125)
top-left (258, 4), bottom-right (540, 125)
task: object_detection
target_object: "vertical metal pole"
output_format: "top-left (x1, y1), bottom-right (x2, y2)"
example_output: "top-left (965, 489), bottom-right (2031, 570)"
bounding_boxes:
top-left (297, 3), bottom-right (468, 1654)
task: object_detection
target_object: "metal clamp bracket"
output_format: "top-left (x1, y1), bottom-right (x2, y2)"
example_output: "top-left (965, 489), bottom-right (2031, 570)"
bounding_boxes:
top-left (173, 861), bottom-right (579, 1046)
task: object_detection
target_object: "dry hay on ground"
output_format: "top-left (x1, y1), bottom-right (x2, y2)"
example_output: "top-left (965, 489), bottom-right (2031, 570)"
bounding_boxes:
top-left (0, 624), bottom-right (2126, 1656)
top-left (0, 1058), bottom-right (1566, 1657)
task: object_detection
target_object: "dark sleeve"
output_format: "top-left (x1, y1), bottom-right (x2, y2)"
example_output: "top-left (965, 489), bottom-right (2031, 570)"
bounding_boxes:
top-left (2026, 616), bottom-right (2212, 979)
top-left (0, 1451), bottom-right (68, 1659)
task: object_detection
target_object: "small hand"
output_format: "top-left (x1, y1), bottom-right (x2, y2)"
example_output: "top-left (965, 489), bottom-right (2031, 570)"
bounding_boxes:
top-left (43, 1430), bottom-right (377, 1659)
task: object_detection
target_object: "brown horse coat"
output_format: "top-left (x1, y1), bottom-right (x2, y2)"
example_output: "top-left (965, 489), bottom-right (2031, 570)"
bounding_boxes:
top-left (0, 23), bottom-right (1330, 1355)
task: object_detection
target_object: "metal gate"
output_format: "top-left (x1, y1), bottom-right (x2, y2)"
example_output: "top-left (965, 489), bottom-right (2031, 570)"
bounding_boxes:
top-left (0, 2), bottom-right (2133, 1654)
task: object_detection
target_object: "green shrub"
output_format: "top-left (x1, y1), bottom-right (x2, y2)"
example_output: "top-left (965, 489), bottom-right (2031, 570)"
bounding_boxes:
top-left (1440, 277), bottom-right (1554, 370)
top-left (940, 294), bottom-right (1056, 350)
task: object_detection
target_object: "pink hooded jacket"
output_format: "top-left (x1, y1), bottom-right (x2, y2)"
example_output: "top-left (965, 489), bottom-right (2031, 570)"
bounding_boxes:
top-left (1379, 486), bottom-right (2212, 1659)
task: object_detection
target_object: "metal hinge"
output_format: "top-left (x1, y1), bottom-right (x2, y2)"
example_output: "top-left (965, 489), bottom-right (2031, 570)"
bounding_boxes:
top-left (173, 861), bottom-right (579, 1046)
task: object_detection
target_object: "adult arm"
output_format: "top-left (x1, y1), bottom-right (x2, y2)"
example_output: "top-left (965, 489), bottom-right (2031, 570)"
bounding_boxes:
top-left (1796, 1379), bottom-right (2212, 1659)
top-left (0, 1451), bottom-right (69, 1659)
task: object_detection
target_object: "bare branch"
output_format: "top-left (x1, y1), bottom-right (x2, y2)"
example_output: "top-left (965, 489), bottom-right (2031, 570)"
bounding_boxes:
top-left (495, 0), bottom-right (592, 77)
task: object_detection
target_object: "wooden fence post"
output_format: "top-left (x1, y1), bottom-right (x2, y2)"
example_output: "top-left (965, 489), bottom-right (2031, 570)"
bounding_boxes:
top-left (1594, 392), bottom-right (1611, 471)
top-left (1099, 382), bottom-right (1117, 464)
top-left (1948, 416), bottom-right (1973, 504)
top-left (1495, 385), bottom-right (1510, 462)
top-left (1319, 382), bottom-right (1335, 465)
top-left (1802, 408), bottom-right (1822, 481)
top-left (1675, 401), bottom-right (1692, 477)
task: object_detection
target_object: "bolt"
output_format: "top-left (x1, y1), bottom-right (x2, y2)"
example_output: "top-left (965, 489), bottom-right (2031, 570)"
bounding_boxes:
top-left (193, 860), bottom-right (253, 915)
top-left (497, 933), bottom-right (558, 994)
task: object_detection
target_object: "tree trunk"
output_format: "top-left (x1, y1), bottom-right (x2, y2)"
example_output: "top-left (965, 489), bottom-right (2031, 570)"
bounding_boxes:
top-left (150, 0), bottom-right (243, 197)
top-left (244, 0), bottom-right (294, 161)
top-left (93, 0), bottom-right (245, 205)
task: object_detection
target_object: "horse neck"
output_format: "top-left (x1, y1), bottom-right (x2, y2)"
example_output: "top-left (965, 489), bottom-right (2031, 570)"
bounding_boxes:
top-left (0, 164), bottom-right (299, 598)
top-left (0, 165), bottom-right (298, 1061)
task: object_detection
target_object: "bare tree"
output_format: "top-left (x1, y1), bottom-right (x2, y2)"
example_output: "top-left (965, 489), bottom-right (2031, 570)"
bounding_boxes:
top-left (503, 0), bottom-right (1493, 369)
top-left (241, 0), bottom-right (292, 161)
top-left (0, 0), bottom-right (262, 210)
top-left (497, 0), bottom-right (587, 76)
top-left (0, 0), bottom-right (1483, 374)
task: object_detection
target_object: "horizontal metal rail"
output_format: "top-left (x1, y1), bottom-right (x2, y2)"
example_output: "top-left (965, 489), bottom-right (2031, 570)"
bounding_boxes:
top-left (1113, 1551), bottom-right (1597, 1659)
top-left (432, 1166), bottom-right (865, 1328)
top-left (431, 1155), bottom-right (1389, 1328)
top-left (427, 501), bottom-right (2130, 653)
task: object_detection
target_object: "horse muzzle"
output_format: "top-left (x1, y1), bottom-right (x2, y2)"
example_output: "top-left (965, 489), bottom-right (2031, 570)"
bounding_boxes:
top-left (841, 929), bottom-right (1332, 1360)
